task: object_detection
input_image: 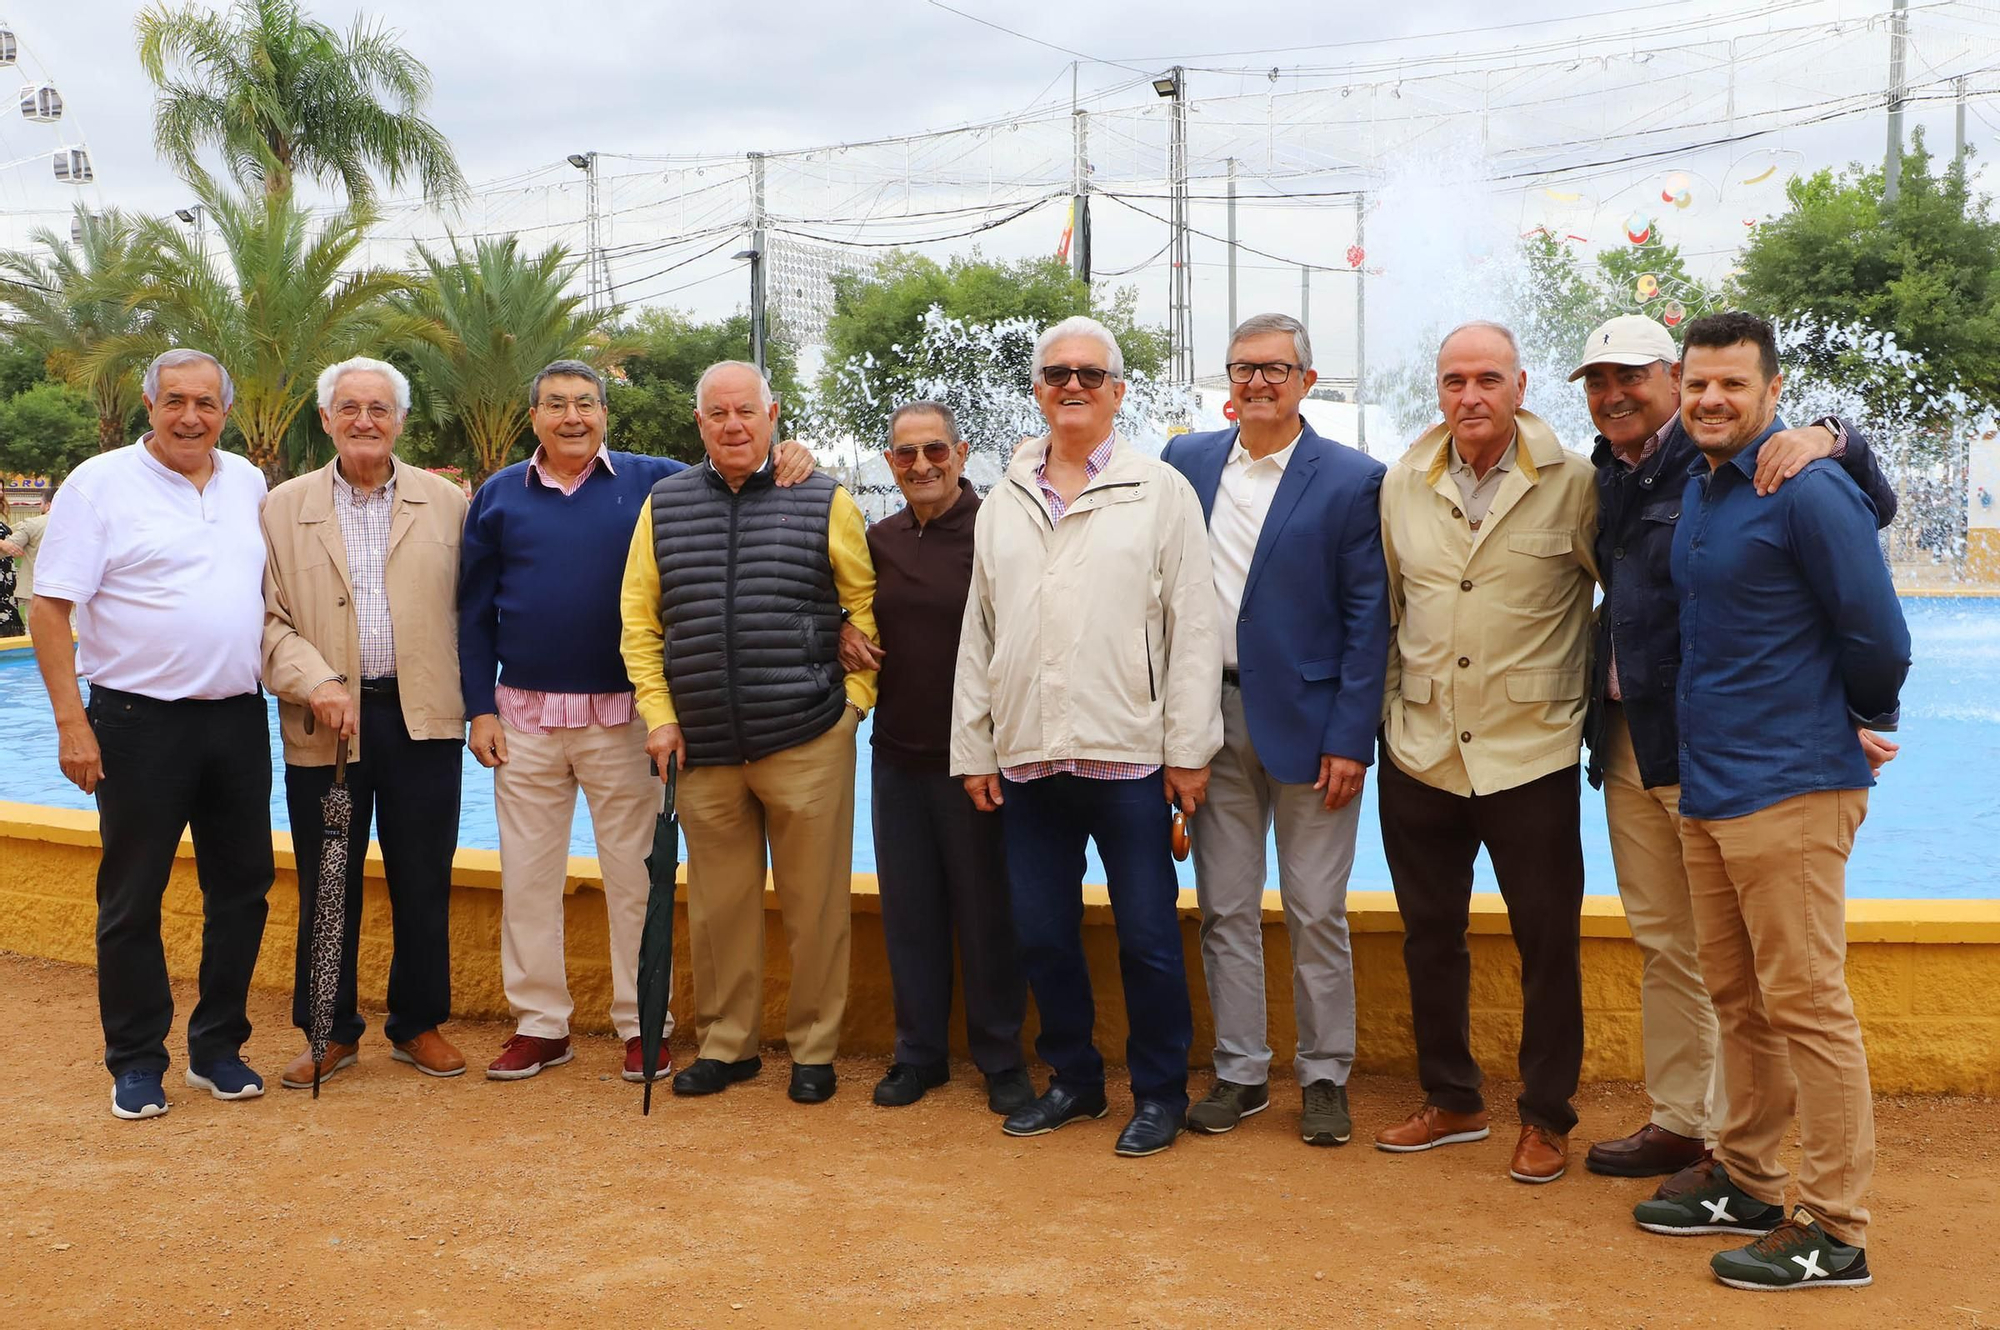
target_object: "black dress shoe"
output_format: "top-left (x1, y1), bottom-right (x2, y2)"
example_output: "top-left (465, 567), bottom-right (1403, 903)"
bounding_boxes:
top-left (671, 1056), bottom-right (763, 1096)
top-left (984, 1067), bottom-right (1035, 1116)
top-left (789, 1063), bottom-right (837, 1104)
top-left (873, 1061), bottom-right (947, 1107)
top-left (1000, 1082), bottom-right (1107, 1137)
top-left (1114, 1100), bottom-right (1186, 1157)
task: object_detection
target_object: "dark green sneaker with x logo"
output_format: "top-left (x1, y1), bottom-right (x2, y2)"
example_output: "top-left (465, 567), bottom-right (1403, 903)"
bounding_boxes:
top-left (1632, 1159), bottom-right (1785, 1237)
top-left (1711, 1209), bottom-right (1872, 1291)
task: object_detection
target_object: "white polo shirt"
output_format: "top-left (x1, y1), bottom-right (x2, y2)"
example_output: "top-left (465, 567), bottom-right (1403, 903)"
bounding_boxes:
top-left (35, 438), bottom-right (268, 700)
top-left (1209, 427), bottom-right (1302, 668)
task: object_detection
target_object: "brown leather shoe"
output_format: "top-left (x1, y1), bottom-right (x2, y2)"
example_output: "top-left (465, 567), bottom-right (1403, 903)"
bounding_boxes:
top-left (1509, 1124), bottom-right (1569, 1184)
top-left (1374, 1103), bottom-right (1491, 1153)
top-left (1585, 1122), bottom-right (1705, 1178)
top-left (280, 1041), bottom-right (358, 1090)
top-left (391, 1030), bottom-right (467, 1078)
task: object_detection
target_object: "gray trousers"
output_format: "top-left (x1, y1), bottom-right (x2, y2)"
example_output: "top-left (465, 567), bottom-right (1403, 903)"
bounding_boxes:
top-left (1191, 681), bottom-right (1362, 1087)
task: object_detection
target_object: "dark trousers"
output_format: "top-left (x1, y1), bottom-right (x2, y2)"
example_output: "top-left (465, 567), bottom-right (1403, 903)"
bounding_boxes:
top-left (89, 686), bottom-right (274, 1077)
top-left (871, 757), bottom-right (1026, 1074)
top-left (285, 689), bottom-right (460, 1046)
top-left (1000, 772), bottom-right (1193, 1115)
top-left (1377, 747), bottom-right (1585, 1134)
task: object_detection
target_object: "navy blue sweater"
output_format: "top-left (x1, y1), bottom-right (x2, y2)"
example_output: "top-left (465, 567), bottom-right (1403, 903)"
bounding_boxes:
top-left (457, 451), bottom-right (686, 717)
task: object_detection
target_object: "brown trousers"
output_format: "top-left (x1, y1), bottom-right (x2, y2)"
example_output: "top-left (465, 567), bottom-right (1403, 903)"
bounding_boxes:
top-left (1679, 788), bottom-right (1873, 1246)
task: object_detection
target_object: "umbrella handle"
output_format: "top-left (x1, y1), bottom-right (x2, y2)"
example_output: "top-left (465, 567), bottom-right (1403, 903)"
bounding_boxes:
top-left (664, 752), bottom-right (677, 808)
top-left (334, 737), bottom-right (349, 785)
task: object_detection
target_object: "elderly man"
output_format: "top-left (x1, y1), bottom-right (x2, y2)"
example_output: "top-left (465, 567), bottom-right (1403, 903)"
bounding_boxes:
top-left (262, 357), bottom-right (470, 1087)
top-left (1571, 316), bottom-right (1900, 1181)
top-left (1160, 313), bottom-right (1389, 1147)
top-left (953, 315), bottom-right (1222, 1158)
top-left (29, 349), bottom-right (274, 1119)
top-left (1372, 321), bottom-right (1598, 1183)
top-left (1630, 313), bottom-right (1909, 1292)
top-left (460, 359), bottom-right (814, 1084)
top-left (620, 360), bottom-right (877, 1105)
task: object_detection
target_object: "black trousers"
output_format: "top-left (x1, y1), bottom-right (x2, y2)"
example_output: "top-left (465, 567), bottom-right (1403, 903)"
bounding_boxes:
top-left (89, 686), bottom-right (274, 1077)
top-left (285, 689), bottom-right (461, 1046)
top-left (1377, 745), bottom-right (1585, 1134)
top-left (870, 757), bottom-right (1026, 1074)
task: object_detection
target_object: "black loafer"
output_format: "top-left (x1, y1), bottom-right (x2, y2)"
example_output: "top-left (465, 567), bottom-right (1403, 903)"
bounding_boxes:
top-left (671, 1056), bottom-right (762, 1096)
top-left (1114, 1100), bottom-right (1186, 1157)
top-left (872, 1061), bottom-right (947, 1107)
top-left (789, 1062), bottom-right (837, 1104)
top-left (1001, 1082), bottom-right (1108, 1137)
top-left (984, 1067), bottom-right (1036, 1116)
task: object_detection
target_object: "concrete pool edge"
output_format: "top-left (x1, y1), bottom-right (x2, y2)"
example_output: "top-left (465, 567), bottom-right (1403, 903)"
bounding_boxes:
top-left (5, 800), bottom-right (1996, 1094)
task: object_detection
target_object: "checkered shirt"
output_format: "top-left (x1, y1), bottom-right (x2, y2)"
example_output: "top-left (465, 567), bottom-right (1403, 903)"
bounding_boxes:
top-left (333, 465), bottom-right (396, 678)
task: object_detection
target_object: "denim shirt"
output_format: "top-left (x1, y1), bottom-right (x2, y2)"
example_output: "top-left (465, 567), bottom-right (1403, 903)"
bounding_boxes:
top-left (1670, 423), bottom-right (1911, 820)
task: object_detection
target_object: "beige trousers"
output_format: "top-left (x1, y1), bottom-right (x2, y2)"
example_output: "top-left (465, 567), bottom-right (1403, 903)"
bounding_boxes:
top-left (1600, 708), bottom-right (1724, 1142)
top-left (1680, 787), bottom-right (1874, 1246)
top-left (493, 718), bottom-right (663, 1042)
top-left (678, 709), bottom-right (858, 1065)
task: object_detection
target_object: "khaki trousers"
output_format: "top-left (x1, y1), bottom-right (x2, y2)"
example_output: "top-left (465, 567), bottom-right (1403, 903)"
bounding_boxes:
top-left (1600, 707), bottom-right (1724, 1142)
top-left (1679, 788), bottom-right (1874, 1246)
top-left (493, 718), bottom-right (662, 1042)
top-left (679, 708), bottom-right (858, 1065)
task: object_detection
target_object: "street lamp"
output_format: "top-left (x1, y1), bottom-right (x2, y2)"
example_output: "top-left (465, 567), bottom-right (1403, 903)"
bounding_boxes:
top-left (174, 203), bottom-right (205, 260)
top-left (1155, 67), bottom-right (1192, 385)
top-left (1152, 72), bottom-right (1181, 99)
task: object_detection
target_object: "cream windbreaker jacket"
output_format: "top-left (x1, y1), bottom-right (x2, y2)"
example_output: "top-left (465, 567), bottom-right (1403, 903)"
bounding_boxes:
top-left (951, 433), bottom-right (1223, 777)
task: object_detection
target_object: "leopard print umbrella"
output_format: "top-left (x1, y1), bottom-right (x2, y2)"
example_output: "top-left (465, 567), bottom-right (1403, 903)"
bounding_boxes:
top-left (306, 739), bottom-right (353, 1098)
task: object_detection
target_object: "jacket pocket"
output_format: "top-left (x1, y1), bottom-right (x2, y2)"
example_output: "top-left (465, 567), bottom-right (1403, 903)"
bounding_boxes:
top-left (1504, 668), bottom-right (1585, 703)
top-left (1400, 674), bottom-right (1434, 704)
top-left (1507, 530), bottom-right (1574, 558)
top-left (1300, 656), bottom-right (1340, 682)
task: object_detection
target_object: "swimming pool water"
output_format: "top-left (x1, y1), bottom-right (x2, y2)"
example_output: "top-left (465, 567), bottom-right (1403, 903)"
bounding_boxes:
top-left (2, 597), bottom-right (1993, 899)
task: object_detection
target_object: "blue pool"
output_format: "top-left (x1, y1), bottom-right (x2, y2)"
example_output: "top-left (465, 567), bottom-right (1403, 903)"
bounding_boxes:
top-left (1, 597), bottom-right (1993, 899)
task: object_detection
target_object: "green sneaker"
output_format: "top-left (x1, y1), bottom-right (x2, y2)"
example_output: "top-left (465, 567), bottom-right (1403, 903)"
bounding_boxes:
top-left (1711, 1209), bottom-right (1872, 1291)
top-left (1300, 1080), bottom-right (1351, 1146)
top-left (1187, 1078), bottom-right (1269, 1134)
top-left (1633, 1160), bottom-right (1786, 1237)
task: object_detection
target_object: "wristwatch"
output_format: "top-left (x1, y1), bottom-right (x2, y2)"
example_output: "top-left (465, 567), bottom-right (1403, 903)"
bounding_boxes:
top-left (1811, 415), bottom-right (1848, 451)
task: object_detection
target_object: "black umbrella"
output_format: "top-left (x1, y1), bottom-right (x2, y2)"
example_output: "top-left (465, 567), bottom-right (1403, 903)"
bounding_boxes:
top-left (636, 754), bottom-right (680, 1115)
top-left (305, 734), bottom-right (353, 1099)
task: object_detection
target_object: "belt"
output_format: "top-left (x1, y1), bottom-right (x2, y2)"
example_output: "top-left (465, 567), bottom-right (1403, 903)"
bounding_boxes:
top-left (1221, 667), bottom-right (1241, 686)
top-left (358, 676), bottom-right (400, 697)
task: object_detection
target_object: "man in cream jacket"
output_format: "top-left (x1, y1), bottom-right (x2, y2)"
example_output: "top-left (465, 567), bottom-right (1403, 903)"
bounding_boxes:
top-left (952, 315), bottom-right (1222, 1159)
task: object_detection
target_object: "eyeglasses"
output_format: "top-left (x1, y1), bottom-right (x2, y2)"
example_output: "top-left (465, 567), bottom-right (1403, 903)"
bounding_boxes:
top-left (537, 395), bottom-right (602, 416)
top-left (884, 440), bottom-right (957, 468)
top-left (333, 402), bottom-right (398, 422)
top-left (1040, 365), bottom-right (1112, 390)
top-left (1225, 361), bottom-right (1301, 385)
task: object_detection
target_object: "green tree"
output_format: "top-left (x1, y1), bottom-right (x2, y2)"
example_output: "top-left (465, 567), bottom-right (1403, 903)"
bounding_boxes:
top-left (0, 381), bottom-right (97, 485)
top-left (606, 309), bottom-right (802, 463)
top-left (135, 0), bottom-right (466, 207)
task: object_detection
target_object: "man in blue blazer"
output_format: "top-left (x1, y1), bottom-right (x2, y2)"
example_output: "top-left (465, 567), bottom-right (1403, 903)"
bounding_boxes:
top-left (1160, 313), bottom-right (1390, 1147)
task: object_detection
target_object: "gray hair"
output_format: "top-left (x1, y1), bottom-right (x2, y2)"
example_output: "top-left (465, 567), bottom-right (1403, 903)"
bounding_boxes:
top-left (1438, 320), bottom-right (1522, 372)
top-left (1229, 313), bottom-right (1314, 370)
top-left (887, 399), bottom-right (962, 443)
top-left (695, 360), bottom-right (774, 412)
top-left (1032, 315), bottom-right (1124, 382)
top-left (316, 356), bottom-right (410, 414)
top-left (530, 358), bottom-right (605, 406)
top-left (143, 348), bottom-right (235, 409)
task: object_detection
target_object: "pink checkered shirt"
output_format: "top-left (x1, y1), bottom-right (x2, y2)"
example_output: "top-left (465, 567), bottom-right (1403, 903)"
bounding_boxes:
top-left (333, 464), bottom-right (396, 679)
top-left (1002, 432), bottom-right (1161, 784)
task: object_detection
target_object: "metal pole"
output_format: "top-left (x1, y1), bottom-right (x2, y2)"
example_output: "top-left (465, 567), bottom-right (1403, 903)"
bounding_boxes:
top-left (748, 151), bottom-right (768, 375)
top-left (1072, 69), bottom-right (1091, 282)
top-left (1957, 75), bottom-right (1969, 166)
top-left (1171, 67), bottom-right (1192, 384)
top-left (1226, 157), bottom-right (1238, 340)
top-left (585, 154), bottom-right (603, 313)
top-left (1885, 0), bottom-right (1909, 203)
top-left (1354, 193), bottom-right (1367, 452)
top-left (1300, 265), bottom-right (1310, 334)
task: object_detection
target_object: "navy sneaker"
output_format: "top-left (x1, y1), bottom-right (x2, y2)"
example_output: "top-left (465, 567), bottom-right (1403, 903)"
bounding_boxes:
top-left (111, 1069), bottom-right (169, 1120)
top-left (186, 1056), bottom-right (265, 1101)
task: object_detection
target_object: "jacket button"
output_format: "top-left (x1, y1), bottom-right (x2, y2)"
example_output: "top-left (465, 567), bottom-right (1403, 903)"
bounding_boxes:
top-left (1613, 548), bottom-right (1625, 559)
top-left (1460, 731), bottom-right (1473, 743)
top-left (337, 597), bottom-right (347, 606)
top-left (1459, 579), bottom-right (1473, 592)
top-left (1451, 507), bottom-right (1463, 520)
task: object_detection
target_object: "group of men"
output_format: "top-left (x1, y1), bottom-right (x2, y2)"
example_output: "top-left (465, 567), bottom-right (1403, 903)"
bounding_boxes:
top-left (28, 298), bottom-right (1910, 1294)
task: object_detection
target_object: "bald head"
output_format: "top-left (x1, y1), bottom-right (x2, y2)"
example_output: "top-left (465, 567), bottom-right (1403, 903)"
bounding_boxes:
top-left (1437, 321), bottom-right (1521, 375)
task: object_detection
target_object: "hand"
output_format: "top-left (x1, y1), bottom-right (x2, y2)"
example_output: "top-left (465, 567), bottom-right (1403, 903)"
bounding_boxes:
top-left (644, 723), bottom-right (687, 779)
top-left (1314, 755), bottom-right (1367, 810)
top-left (1753, 424), bottom-right (1838, 496)
top-left (772, 438), bottom-right (815, 487)
top-left (1163, 765), bottom-right (1210, 815)
top-left (838, 621), bottom-right (885, 672)
top-left (307, 680), bottom-right (359, 740)
top-left (0, 539), bottom-right (22, 558)
top-left (963, 773), bottom-right (1004, 812)
top-left (1857, 728), bottom-right (1900, 778)
top-left (468, 713), bottom-right (509, 768)
top-left (57, 717), bottom-right (104, 794)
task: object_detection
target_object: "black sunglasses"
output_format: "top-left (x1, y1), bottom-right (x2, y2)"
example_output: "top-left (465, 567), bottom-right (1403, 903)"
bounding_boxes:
top-left (884, 440), bottom-right (957, 468)
top-left (1040, 365), bottom-right (1111, 390)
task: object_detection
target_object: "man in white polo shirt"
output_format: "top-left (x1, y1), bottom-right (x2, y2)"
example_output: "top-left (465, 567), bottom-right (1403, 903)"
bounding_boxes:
top-left (30, 348), bottom-right (276, 1121)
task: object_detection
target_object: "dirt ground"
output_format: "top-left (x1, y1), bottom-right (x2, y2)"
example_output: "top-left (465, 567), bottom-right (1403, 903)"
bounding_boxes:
top-left (3, 951), bottom-right (1995, 1328)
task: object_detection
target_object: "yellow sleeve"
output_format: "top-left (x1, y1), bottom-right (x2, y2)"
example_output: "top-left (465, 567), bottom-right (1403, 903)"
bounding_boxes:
top-left (828, 486), bottom-right (879, 713)
top-left (619, 498), bottom-right (678, 729)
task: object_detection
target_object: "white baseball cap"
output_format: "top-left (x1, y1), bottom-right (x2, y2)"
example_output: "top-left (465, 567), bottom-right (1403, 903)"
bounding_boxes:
top-left (1568, 314), bottom-right (1679, 382)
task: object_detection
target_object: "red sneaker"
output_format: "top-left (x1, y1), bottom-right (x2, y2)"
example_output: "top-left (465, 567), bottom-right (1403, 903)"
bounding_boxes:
top-left (623, 1038), bottom-right (672, 1084)
top-left (485, 1033), bottom-right (573, 1081)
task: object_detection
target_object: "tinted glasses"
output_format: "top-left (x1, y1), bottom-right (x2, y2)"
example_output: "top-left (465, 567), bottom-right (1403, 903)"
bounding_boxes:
top-left (885, 440), bottom-right (956, 469)
top-left (1039, 365), bottom-right (1111, 390)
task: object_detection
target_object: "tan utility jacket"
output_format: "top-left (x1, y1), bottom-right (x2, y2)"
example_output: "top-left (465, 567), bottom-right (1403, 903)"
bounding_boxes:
top-left (262, 456), bottom-right (469, 765)
top-left (952, 432), bottom-right (1223, 776)
top-left (1380, 410), bottom-right (1601, 796)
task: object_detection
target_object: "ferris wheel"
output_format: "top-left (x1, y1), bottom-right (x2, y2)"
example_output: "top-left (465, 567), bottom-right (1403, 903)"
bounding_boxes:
top-left (0, 17), bottom-right (101, 250)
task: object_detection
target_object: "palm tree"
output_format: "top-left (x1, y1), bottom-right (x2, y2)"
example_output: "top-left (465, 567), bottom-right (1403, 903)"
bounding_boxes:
top-left (135, 0), bottom-right (467, 208)
top-left (0, 208), bottom-right (153, 452)
top-left (395, 236), bottom-right (616, 483)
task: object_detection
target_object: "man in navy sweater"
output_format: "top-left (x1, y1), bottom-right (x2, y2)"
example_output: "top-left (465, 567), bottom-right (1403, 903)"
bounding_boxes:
top-left (457, 359), bottom-right (812, 1083)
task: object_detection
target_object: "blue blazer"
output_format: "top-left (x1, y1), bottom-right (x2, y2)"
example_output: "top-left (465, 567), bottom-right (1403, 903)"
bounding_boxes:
top-left (1162, 421), bottom-right (1391, 784)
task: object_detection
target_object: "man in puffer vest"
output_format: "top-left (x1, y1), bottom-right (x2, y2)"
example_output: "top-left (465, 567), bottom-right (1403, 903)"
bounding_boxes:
top-left (620, 360), bottom-right (879, 1106)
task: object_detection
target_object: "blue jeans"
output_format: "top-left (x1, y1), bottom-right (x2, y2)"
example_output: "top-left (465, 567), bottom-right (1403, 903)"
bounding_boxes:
top-left (1000, 772), bottom-right (1192, 1115)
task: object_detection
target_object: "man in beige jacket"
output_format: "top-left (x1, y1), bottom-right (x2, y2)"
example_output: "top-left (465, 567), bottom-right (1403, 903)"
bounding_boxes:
top-left (263, 356), bottom-right (470, 1087)
top-left (1371, 322), bottom-right (1600, 1184)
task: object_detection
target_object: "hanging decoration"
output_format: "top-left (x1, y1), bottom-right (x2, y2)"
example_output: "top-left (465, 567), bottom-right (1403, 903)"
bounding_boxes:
top-left (1624, 211), bottom-right (1652, 245)
top-left (1660, 171), bottom-right (1693, 210)
top-left (1740, 165), bottom-right (1777, 185)
top-left (1662, 300), bottom-right (1686, 328)
top-left (1635, 273), bottom-right (1660, 302)
top-left (1346, 244), bottom-right (1365, 269)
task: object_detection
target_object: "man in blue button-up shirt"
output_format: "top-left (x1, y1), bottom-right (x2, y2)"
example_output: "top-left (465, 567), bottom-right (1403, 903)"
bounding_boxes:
top-left (1647, 312), bottom-right (1909, 1293)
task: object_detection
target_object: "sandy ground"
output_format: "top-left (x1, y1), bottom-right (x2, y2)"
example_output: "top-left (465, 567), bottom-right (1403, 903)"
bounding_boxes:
top-left (3, 950), bottom-right (1995, 1328)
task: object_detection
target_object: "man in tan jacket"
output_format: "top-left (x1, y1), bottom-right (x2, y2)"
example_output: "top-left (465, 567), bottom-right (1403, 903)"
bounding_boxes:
top-left (1371, 322), bottom-right (1600, 1184)
top-left (263, 356), bottom-right (470, 1087)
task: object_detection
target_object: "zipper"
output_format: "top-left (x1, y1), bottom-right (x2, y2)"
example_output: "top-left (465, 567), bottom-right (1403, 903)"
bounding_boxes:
top-left (1145, 626), bottom-right (1156, 701)
top-left (723, 487), bottom-right (749, 760)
